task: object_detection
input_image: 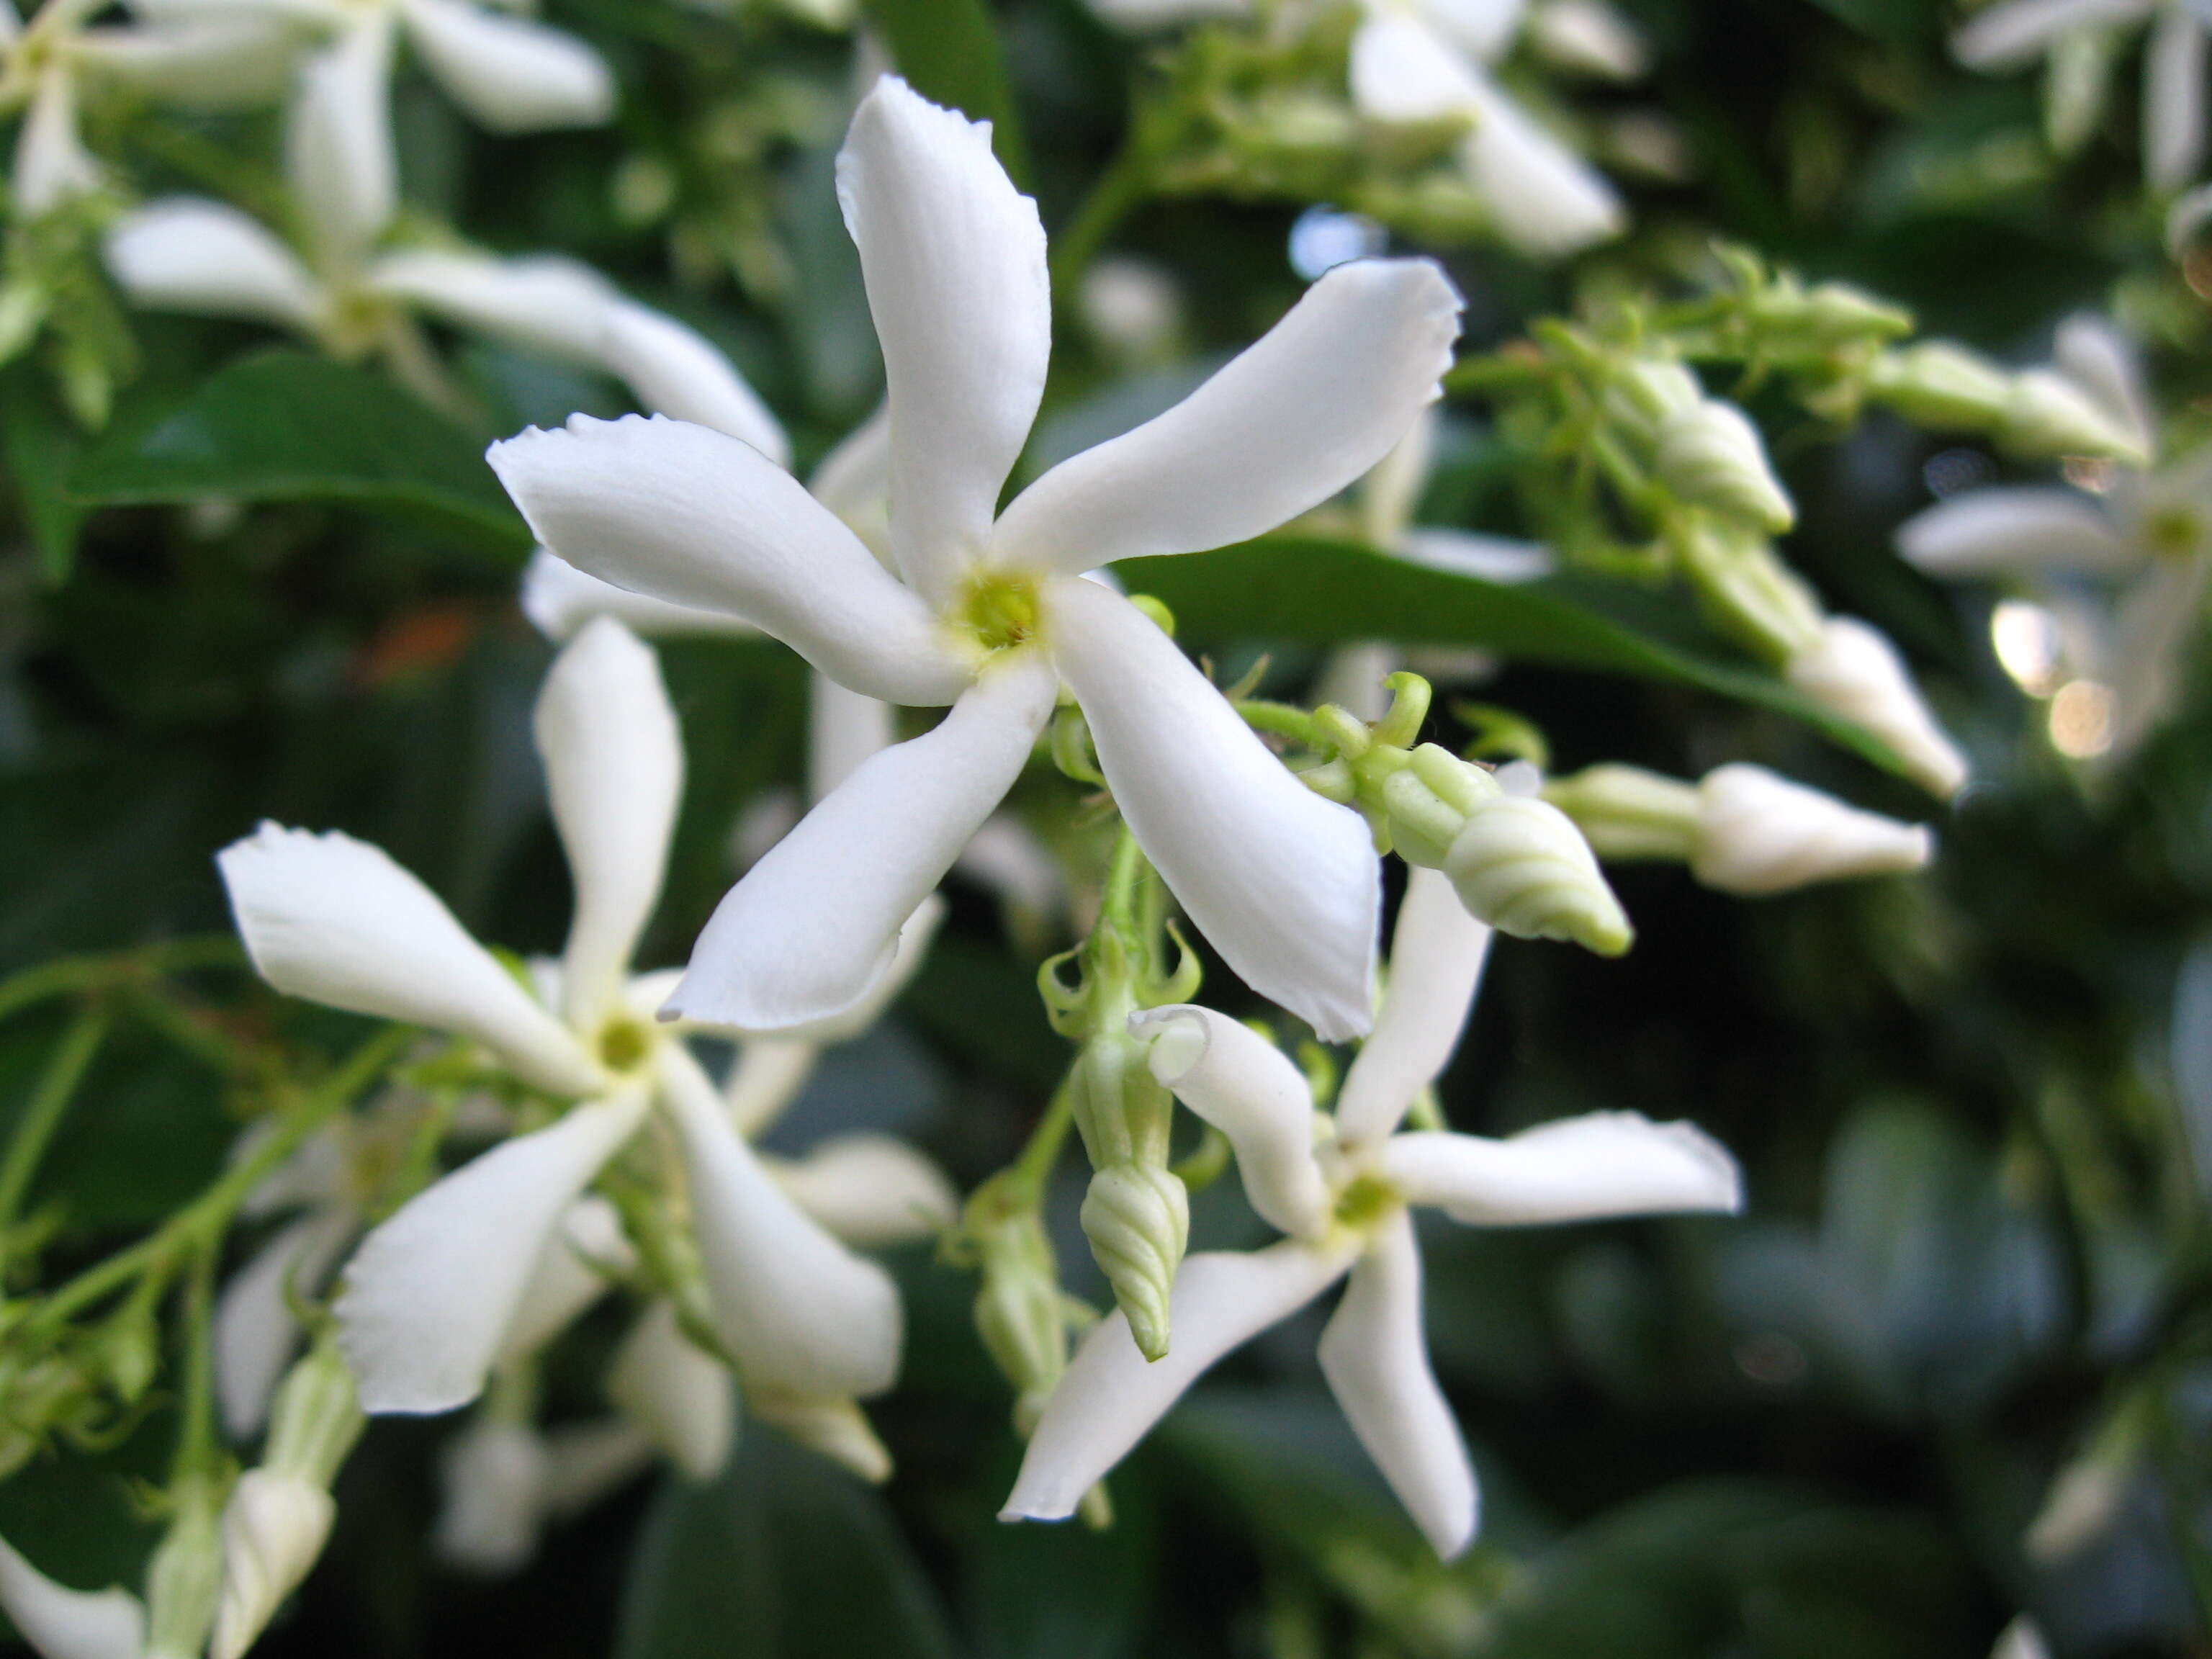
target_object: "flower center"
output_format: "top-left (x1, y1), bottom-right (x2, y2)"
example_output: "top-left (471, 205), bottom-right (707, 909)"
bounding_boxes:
top-left (954, 570), bottom-right (1043, 655)
top-left (596, 1016), bottom-right (653, 1074)
top-left (2145, 504), bottom-right (2204, 560)
top-left (1331, 1170), bottom-right (1401, 1233)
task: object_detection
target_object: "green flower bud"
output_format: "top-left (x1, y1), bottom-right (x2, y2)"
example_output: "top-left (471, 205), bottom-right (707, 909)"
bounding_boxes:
top-left (1999, 369), bottom-right (2150, 466)
top-left (750, 1393), bottom-right (892, 1484)
top-left (1606, 357), bottom-right (1703, 437)
top-left (1079, 1162), bottom-right (1190, 1363)
top-left (1442, 795), bottom-right (1635, 956)
top-left (971, 1206), bottom-right (1069, 1434)
top-left (1752, 280), bottom-right (1912, 350)
top-left (1542, 764), bottom-right (1703, 860)
top-left (1865, 343), bottom-right (2013, 430)
top-left (145, 1475), bottom-right (227, 1659)
top-left (1668, 515), bottom-right (1826, 667)
top-left (1655, 400), bottom-right (1796, 533)
top-left (264, 1336), bottom-right (364, 1491)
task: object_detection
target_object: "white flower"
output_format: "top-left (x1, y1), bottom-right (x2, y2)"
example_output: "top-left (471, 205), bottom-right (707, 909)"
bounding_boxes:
top-left (102, 38), bottom-right (772, 454)
top-left (127, 0), bottom-right (612, 137)
top-left (1785, 618), bottom-right (1972, 799)
top-left (219, 619), bottom-right (905, 1437)
top-left (0, 1533), bottom-right (143, 1659)
top-left (1347, 0), bottom-right (1627, 258)
top-left (490, 76), bottom-right (1464, 1043)
top-left (1954, 0), bottom-right (2203, 192)
top-left (1002, 867), bottom-right (1741, 1556)
top-left (1525, 0), bottom-right (1648, 81)
top-left (1897, 314), bottom-right (2208, 757)
top-left (0, 0), bottom-right (300, 217)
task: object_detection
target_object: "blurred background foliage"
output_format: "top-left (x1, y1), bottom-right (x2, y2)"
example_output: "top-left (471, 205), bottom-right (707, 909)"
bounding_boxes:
top-left (4, 0), bottom-right (2211, 1654)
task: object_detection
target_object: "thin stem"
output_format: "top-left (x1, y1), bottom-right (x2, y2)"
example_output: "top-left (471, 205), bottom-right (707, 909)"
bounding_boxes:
top-left (170, 1237), bottom-right (220, 1482)
top-left (1007, 1071), bottom-right (1079, 1203)
top-left (1048, 140), bottom-right (1156, 315)
top-left (0, 1007), bottom-right (107, 1273)
top-left (0, 938), bottom-right (242, 1027)
top-left (1238, 698), bottom-right (1321, 747)
top-left (1100, 827), bottom-right (1148, 940)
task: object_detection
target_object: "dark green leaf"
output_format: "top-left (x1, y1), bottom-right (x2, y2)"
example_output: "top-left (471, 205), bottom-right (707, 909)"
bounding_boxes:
top-left (1118, 537), bottom-right (1910, 778)
top-left (67, 350), bottom-right (530, 563)
top-left (967, 1446), bottom-right (1155, 1659)
top-left (1, 369), bottom-right (89, 585)
top-left (616, 1429), bottom-right (959, 1659)
top-left (1799, 0), bottom-right (1933, 42)
top-left (861, 0), bottom-right (1032, 187)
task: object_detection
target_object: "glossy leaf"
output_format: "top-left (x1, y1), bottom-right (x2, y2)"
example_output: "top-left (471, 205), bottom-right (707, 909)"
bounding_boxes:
top-left (1, 370), bottom-right (89, 585)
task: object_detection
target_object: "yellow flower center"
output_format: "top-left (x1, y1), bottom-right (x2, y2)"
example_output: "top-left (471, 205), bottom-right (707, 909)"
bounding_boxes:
top-left (955, 569), bottom-right (1043, 656)
top-left (1331, 1170), bottom-right (1401, 1233)
top-left (596, 1016), bottom-right (652, 1074)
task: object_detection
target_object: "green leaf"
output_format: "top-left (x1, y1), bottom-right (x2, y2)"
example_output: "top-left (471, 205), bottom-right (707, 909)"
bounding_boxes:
top-left (616, 1429), bottom-right (959, 1659)
top-left (1, 369), bottom-right (89, 585)
top-left (967, 1447), bottom-right (1155, 1659)
top-left (1118, 537), bottom-right (1910, 778)
top-left (1800, 0), bottom-right (1934, 42)
top-left (860, 0), bottom-right (1033, 188)
top-left (66, 349), bottom-right (530, 563)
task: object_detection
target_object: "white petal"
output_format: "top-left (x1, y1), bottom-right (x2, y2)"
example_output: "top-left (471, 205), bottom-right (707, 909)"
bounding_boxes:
top-left (1526, 0), bottom-right (1648, 80)
top-left (807, 404), bottom-right (894, 564)
top-left (0, 1537), bottom-right (143, 1659)
top-left (606, 1301), bottom-right (733, 1480)
top-left (2109, 554), bottom-right (2211, 754)
top-left (12, 69), bottom-right (101, 218)
top-left (488, 414), bottom-right (971, 706)
top-left (657, 1046), bottom-right (903, 1399)
top-left (992, 260), bottom-right (1462, 575)
top-left (334, 1090), bottom-right (647, 1413)
top-left (723, 1037), bottom-right (821, 1136)
top-left (1690, 764), bottom-right (1933, 896)
top-left (837, 76), bottom-right (1049, 601)
top-left (1459, 75), bottom-right (1626, 258)
top-left (1417, 0), bottom-right (1528, 58)
top-left (1316, 1213), bottom-right (1477, 1558)
top-left (491, 1195), bottom-right (635, 1368)
top-left (1001, 1240), bottom-right (1355, 1521)
top-left (0, 2), bottom-right (20, 43)
top-left (2147, 9), bottom-right (2209, 191)
top-left (395, 0), bottom-right (613, 132)
top-left (219, 824), bottom-right (599, 1094)
top-left (809, 673), bottom-right (897, 801)
top-left (770, 1133), bottom-right (959, 1247)
top-left (1897, 486), bottom-right (2136, 577)
top-left (287, 16), bottom-right (396, 267)
top-left (1087, 0), bottom-right (1249, 25)
top-left (1785, 617), bottom-right (1970, 800)
top-left (369, 248), bottom-right (610, 361)
top-left (1128, 1005), bottom-right (1330, 1238)
top-left (214, 1209), bottom-right (354, 1439)
top-left (2054, 314), bottom-right (2156, 456)
top-left (1952, 0), bottom-right (2152, 68)
top-left (1336, 866), bottom-right (1494, 1147)
top-left (72, 22), bottom-right (300, 108)
top-left (126, 0), bottom-right (346, 26)
top-left (104, 199), bottom-right (323, 332)
top-left (666, 661), bottom-right (1052, 1030)
top-left (1349, 12), bottom-right (1487, 122)
top-left (1381, 1111), bottom-right (1743, 1226)
top-left (599, 300), bottom-right (790, 467)
top-left (535, 618), bottom-right (683, 1025)
top-left (519, 548), bottom-right (761, 642)
top-left (1049, 580), bottom-right (1380, 1042)
top-left (1396, 527), bottom-right (1556, 582)
top-left (433, 1420), bottom-right (549, 1573)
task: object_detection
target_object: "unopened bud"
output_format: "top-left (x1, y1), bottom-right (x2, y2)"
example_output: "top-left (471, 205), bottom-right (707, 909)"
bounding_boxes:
top-left (750, 1393), bottom-right (892, 1483)
top-left (1786, 618), bottom-right (1969, 799)
top-left (971, 1207), bottom-right (1069, 1434)
top-left (263, 1336), bottom-right (364, 1491)
top-left (0, 283), bottom-right (49, 364)
top-left (606, 1303), bottom-right (732, 1483)
top-left (1079, 1162), bottom-right (1190, 1364)
top-left (1669, 516), bottom-right (1825, 665)
top-left (1753, 281), bottom-right (1912, 351)
top-left (1655, 400), bottom-right (1796, 532)
top-left (2000, 369), bottom-right (2150, 466)
top-left (1542, 764), bottom-right (1702, 860)
top-left (1527, 0), bottom-right (1649, 79)
top-left (1866, 343), bottom-right (2013, 430)
top-left (1442, 794), bottom-right (1635, 956)
top-left (96, 1309), bottom-right (159, 1406)
top-left (210, 1471), bottom-right (334, 1659)
top-left (433, 1421), bottom-right (547, 1575)
top-left (1606, 358), bottom-right (1703, 437)
top-left (144, 1477), bottom-right (225, 1659)
top-left (1689, 765), bottom-right (1933, 894)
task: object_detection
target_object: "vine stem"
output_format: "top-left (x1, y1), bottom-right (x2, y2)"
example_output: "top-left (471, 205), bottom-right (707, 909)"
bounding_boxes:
top-left (1006, 1072), bottom-right (1079, 1205)
top-left (0, 1007), bottom-right (109, 1272)
top-left (171, 1237), bottom-right (220, 1482)
top-left (24, 1025), bottom-right (412, 1339)
top-left (1048, 140), bottom-right (1156, 315)
top-left (0, 938), bottom-right (242, 1027)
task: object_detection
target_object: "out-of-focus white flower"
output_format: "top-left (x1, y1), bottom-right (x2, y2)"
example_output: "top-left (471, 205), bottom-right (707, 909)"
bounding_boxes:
top-left (1526, 0), bottom-right (1648, 80)
top-left (0, 0), bottom-right (302, 217)
top-left (1785, 617), bottom-right (1971, 799)
top-left (1078, 254), bottom-right (1185, 367)
top-left (1898, 314), bottom-right (2208, 758)
top-left (220, 619), bottom-right (906, 1449)
top-left (1002, 868), bottom-right (1740, 1556)
top-left (1954, 0), bottom-right (2203, 191)
top-left (0, 1532), bottom-right (143, 1659)
top-left (1990, 1619), bottom-right (2054, 1659)
top-left (491, 76), bottom-right (1465, 1044)
top-left (1348, 0), bottom-right (1627, 258)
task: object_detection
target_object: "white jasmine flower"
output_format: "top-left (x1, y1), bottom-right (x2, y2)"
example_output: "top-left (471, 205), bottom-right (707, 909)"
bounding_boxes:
top-left (127, 0), bottom-right (612, 137)
top-left (490, 76), bottom-right (1465, 1043)
top-left (1002, 867), bottom-right (1741, 1556)
top-left (1078, 253), bottom-right (1185, 367)
top-left (0, 1534), bottom-right (143, 1659)
top-left (0, 0), bottom-right (300, 217)
top-left (1898, 315), bottom-right (2207, 756)
top-left (1347, 0), bottom-right (1627, 258)
top-left (220, 619), bottom-right (905, 1438)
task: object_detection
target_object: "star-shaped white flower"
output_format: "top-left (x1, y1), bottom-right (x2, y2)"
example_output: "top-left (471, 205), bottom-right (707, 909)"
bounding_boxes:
top-left (490, 76), bottom-right (1462, 1044)
top-left (1897, 314), bottom-right (2206, 757)
top-left (1002, 866), bottom-right (1741, 1557)
top-left (219, 617), bottom-right (911, 1437)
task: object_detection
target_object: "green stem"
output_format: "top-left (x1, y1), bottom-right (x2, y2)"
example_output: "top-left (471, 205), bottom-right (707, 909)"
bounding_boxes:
top-left (0, 938), bottom-right (242, 1027)
top-left (1238, 698), bottom-right (1321, 747)
top-left (1007, 1073), bottom-right (1079, 1203)
top-left (1048, 140), bottom-right (1156, 315)
top-left (1100, 827), bottom-right (1148, 939)
top-left (26, 1026), bottom-right (410, 1338)
top-left (170, 1237), bottom-right (220, 1482)
top-left (0, 1007), bottom-right (107, 1263)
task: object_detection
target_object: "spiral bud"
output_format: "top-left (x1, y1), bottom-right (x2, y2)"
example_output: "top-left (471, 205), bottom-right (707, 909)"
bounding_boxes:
top-left (144, 1476), bottom-right (225, 1659)
top-left (1786, 617), bottom-right (1969, 800)
top-left (1655, 400), bottom-right (1795, 533)
top-left (1442, 796), bottom-right (1634, 956)
top-left (972, 1210), bottom-right (1069, 1434)
top-left (2000, 369), bottom-right (2150, 466)
top-left (210, 1472), bottom-right (336, 1659)
top-left (1079, 1162), bottom-right (1190, 1363)
top-left (1689, 764), bottom-right (1933, 895)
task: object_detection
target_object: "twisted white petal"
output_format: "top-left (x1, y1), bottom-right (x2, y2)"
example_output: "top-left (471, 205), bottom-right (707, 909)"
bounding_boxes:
top-left (598, 299), bottom-right (790, 465)
top-left (1381, 1112), bottom-right (1743, 1226)
top-left (1336, 866), bottom-right (1493, 1146)
top-left (395, 0), bottom-right (613, 132)
top-left (105, 199), bottom-right (323, 333)
top-left (771, 1133), bottom-right (959, 1248)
